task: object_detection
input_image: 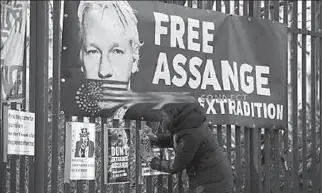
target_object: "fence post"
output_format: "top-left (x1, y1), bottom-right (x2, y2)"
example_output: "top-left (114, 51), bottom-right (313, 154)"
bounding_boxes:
top-left (249, 2), bottom-right (262, 193)
top-left (30, 1), bottom-right (49, 193)
top-left (51, 1), bottom-right (62, 193)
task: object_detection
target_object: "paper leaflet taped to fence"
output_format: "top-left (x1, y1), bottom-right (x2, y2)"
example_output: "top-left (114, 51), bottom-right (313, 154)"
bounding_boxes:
top-left (1, 1), bottom-right (27, 102)
top-left (3, 108), bottom-right (35, 156)
top-left (60, 0), bottom-right (287, 129)
top-left (105, 126), bottom-right (131, 184)
top-left (67, 122), bottom-right (96, 180)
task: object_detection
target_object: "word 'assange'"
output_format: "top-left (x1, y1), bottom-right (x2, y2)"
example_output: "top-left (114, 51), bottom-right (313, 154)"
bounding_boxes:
top-left (152, 12), bottom-right (271, 96)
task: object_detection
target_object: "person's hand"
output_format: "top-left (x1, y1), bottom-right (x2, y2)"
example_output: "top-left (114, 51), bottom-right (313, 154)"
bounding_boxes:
top-left (150, 157), bottom-right (161, 171)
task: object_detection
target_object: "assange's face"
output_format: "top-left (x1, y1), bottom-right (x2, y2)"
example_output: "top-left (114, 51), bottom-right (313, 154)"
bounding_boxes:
top-left (81, 8), bottom-right (134, 82)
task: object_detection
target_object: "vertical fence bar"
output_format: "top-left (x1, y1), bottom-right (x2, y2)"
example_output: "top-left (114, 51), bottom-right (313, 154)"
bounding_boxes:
top-left (135, 121), bottom-right (142, 193)
top-left (243, 0), bottom-right (248, 15)
top-left (258, 128), bottom-right (262, 191)
top-left (0, 110), bottom-right (4, 193)
top-left (89, 117), bottom-right (96, 193)
top-left (264, 129), bottom-right (271, 193)
top-left (28, 2), bottom-right (36, 193)
top-left (227, 125), bottom-right (232, 163)
top-left (64, 116), bottom-right (71, 193)
top-left (244, 127), bottom-right (251, 193)
top-left (176, 1), bottom-right (188, 191)
top-left (125, 120), bottom-right (131, 193)
top-left (9, 103), bottom-right (17, 193)
top-left (225, 0), bottom-right (230, 14)
top-left (319, 1), bottom-right (322, 193)
top-left (146, 177), bottom-right (153, 193)
top-left (62, 116), bottom-right (72, 193)
top-left (157, 124), bottom-right (163, 193)
top-left (206, 0), bottom-right (213, 10)
top-left (251, 2), bottom-right (262, 193)
top-left (273, 130), bottom-right (280, 193)
top-left (77, 117), bottom-right (84, 193)
top-left (112, 119), bottom-right (120, 193)
top-left (273, 1), bottom-right (279, 22)
top-left (234, 0), bottom-right (239, 15)
top-left (283, 2), bottom-right (290, 193)
top-left (168, 173), bottom-right (173, 193)
top-left (272, 13), bottom-right (283, 193)
top-left (146, 123), bottom-right (153, 192)
top-left (310, 2), bottom-right (318, 193)
top-left (235, 126), bottom-right (242, 193)
top-left (31, 1), bottom-right (49, 193)
top-left (178, 172), bottom-right (183, 193)
top-left (196, 0), bottom-right (202, 9)
top-left (264, 1), bottom-right (269, 19)
top-left (250, 126), bottom-right (261, 193)
top-left (217, 126), bottom-right (223, 147)
top-left (216, 0), bottom-right (221, 12)
top-left (291, 1), bottom-right (299, 193)
top-left (0, 106), bottom-right (4, 193)
top-left (187, 0), bottom-right (192, 8)
top-left (19, 22), bottom-right (28, 193)
top-left (51, 1), bottom-right (62, 193)
top-left (101, 119), bottom-right (106, 193)
top-left (301, 1), bottom-right (308, 193)
top-left (0, 1), bottom-right (3, 190)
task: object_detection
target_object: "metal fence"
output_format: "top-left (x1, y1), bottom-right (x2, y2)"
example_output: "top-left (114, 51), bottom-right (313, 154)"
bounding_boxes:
top-left (0, 0), bottom-right (322, 193)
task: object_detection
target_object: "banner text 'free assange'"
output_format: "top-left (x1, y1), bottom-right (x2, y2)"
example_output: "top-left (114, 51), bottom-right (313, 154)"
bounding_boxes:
top-left (150, 12), bottom-right (284, 121)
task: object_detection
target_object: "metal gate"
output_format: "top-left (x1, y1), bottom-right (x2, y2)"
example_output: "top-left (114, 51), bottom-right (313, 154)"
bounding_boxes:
top-left (1, 1), bottom-right (322, 193)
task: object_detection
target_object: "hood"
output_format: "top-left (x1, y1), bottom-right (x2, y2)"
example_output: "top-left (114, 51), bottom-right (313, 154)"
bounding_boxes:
top-left (164, 103), bottom-right (206, 133)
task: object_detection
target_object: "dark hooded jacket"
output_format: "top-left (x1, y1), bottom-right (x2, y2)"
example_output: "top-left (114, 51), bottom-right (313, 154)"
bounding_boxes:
top-left (150, 103), bottom-right (233, 192)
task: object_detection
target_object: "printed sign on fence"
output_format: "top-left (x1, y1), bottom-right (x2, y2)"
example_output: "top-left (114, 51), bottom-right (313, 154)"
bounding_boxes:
top-left (106, 127), bottom-right (131, 184)
top-left (61, 0), bottom-right (287, 129)
top-left (69, 122), bottom-right (96, 180)
top-left (5, 109), bottom-right (35, 156)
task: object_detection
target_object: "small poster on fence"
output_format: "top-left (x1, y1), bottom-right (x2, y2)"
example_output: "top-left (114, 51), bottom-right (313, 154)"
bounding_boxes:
top-left (2, 107), bottom-right (35, 156)
top-left (106, 127), bottom-right (131, 184)
top-left (68, 122), bottom-right (96, 180)
top-left (140, 122), bottom-right (169, 176)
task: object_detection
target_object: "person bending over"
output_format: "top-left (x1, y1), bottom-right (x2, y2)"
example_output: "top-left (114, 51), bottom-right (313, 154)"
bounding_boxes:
top-left (149, 103), bottom-right (233, 193)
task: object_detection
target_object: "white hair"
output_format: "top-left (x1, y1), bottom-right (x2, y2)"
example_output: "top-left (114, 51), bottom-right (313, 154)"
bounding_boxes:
top-left (78, 1), bottom-right (142, 73)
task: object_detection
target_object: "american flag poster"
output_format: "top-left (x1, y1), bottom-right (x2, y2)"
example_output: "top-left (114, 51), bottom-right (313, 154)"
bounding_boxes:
top-left (140, 122), bottom-right (170, 176)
